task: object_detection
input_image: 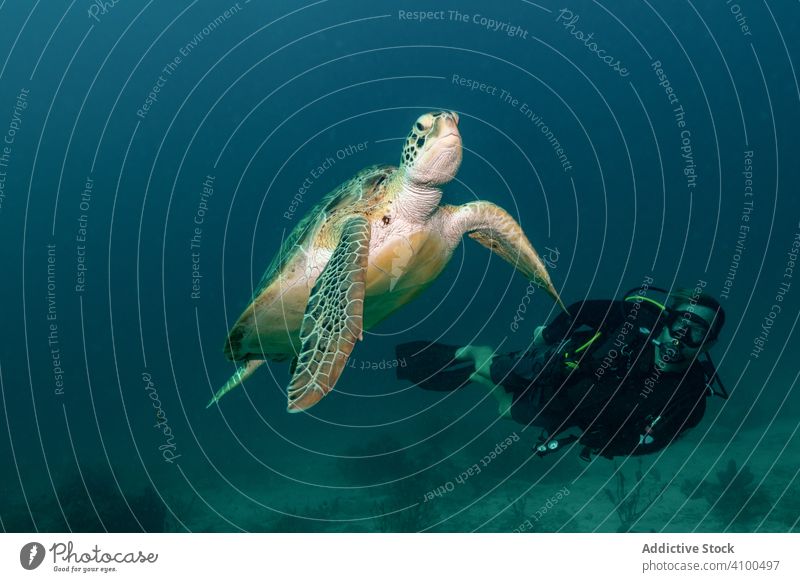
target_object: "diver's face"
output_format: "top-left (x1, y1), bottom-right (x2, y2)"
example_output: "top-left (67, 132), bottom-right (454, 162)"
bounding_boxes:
top-left (654, 303), bottom-right (717, 369)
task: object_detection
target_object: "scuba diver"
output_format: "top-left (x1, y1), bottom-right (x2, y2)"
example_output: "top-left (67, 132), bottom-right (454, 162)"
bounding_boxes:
top-left (396, 286), bottom-right (728, 460)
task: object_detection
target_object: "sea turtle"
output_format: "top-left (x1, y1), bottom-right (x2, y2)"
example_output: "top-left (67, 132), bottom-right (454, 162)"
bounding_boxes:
top-left (210, 110), bottom-right (565, 412)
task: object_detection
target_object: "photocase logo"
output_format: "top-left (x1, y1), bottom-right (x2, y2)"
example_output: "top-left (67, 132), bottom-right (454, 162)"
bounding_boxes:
top-left (19, 542), bottom-right (46, 570)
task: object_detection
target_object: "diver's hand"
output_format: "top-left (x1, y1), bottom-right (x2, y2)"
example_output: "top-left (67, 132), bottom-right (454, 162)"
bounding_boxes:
top-left (533, 325), bottom-right (547, 348)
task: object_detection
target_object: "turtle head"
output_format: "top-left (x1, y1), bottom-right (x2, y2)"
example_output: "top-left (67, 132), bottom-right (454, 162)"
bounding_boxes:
top-left (400, 111), bottom-right (462, 186)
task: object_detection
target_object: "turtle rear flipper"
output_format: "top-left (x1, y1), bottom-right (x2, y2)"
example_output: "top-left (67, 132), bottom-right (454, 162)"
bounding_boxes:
top-left (207, 359), bottom-right (266, 408)
top-left (287, 216), bottom-right (371, 412)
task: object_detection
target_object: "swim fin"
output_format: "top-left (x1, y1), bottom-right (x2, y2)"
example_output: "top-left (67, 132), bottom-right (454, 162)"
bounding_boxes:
top-left (395, 341), bottom-right (474, 391)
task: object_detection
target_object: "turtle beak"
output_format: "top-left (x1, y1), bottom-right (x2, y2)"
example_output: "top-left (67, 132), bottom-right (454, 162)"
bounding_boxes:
top-left (436, 113), bottom-right (460, 139)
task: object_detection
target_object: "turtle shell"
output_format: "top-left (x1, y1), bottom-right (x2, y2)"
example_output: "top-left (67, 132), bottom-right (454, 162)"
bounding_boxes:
top-left (250, 165), bottom-right (396, 299)
top-left (223, 164), bottom-right (397, 361)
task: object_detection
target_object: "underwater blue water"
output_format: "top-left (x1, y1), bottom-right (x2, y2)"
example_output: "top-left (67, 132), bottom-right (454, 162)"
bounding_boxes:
top-left (0, 0), bottom-right (798, 532)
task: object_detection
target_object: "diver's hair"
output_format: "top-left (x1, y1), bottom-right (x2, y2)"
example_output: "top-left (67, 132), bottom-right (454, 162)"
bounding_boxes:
top-left (668, 288), bottom-right (725, 339)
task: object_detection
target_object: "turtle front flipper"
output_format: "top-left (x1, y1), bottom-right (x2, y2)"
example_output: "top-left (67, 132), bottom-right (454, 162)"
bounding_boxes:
top-left (287, 215), bottom-right (371, 412)
top-left (449, 201), bottom-right (568, 313)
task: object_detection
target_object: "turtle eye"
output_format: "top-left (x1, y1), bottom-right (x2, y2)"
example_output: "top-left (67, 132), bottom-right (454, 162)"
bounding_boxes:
top-left (414, 115), bottom-right (433, 132)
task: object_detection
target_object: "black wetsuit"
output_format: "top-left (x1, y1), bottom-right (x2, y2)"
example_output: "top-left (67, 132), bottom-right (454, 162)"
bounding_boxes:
top-left (490, 299), bottom-right (711, 459)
